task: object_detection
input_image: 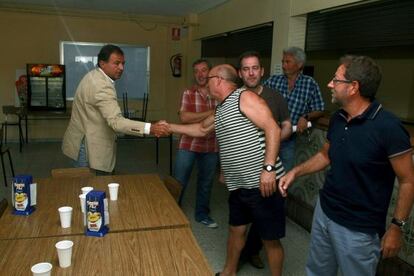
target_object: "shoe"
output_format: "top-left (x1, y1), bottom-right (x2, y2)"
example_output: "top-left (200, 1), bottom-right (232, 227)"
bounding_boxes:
top-left (249, 254), bottom-right (264, 269)
top-left (215, 273), bottom-right (221, 276)
top-left (197, 217), bottom-right (218, 228)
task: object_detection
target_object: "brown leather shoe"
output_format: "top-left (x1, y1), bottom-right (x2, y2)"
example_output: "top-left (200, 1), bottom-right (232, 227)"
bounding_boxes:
top-left (249, 254), bottom-right (264, 269)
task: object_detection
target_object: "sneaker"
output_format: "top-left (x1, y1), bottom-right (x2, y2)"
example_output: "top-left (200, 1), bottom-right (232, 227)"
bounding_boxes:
top-left (197, 217), bottom-right (218, 228)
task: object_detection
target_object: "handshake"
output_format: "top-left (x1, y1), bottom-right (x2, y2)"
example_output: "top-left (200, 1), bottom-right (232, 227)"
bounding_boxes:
top-left (149, 120), bottom-right (172, 137)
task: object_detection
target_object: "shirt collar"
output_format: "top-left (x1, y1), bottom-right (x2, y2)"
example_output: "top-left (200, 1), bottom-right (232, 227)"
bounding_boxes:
top-left (282, 72), bottom-right (304, 81)
top-left (339, 100), bottom-right (382, 121)
top-left (98, 67), bottom-right (114, 84)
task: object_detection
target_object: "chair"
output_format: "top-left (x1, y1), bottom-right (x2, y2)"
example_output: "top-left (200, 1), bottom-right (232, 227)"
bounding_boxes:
top-left (2, 105), bottom-right (26, 152)
top-left (122, 93), bottom-right (149, 121)
top-left (1, 125), bottom-right (15, 187)
top-left (0, 198), bottom-right (8, 217)
top-left (135, 93), bottom-right (149, 121)
top-left (163, 176), bottom-right (182, 202)
top-left (51, 167), bottom-right (95, 178)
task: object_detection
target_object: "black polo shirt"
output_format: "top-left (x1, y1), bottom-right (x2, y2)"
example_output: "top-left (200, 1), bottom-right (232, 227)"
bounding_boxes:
top-left (320, 100), bottom-right (412, 236)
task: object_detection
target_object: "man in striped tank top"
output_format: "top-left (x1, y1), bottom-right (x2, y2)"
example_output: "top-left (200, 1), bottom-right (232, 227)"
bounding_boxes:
top-left (170, 64), bottom-right (286, 276)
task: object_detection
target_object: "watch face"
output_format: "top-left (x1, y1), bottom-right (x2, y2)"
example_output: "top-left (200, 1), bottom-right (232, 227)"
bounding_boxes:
top-left (265, 165), bottom-right (272, 171)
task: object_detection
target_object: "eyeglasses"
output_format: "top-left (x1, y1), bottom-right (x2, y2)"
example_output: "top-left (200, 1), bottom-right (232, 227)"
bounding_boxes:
top-left (332, 77), bottom-right (353, 84)
top-left (206, 75), bottom-right (221, 81)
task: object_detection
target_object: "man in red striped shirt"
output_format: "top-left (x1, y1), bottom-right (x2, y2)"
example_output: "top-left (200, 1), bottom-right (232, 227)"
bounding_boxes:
top-left (174, 59), bottom-right (219, 228)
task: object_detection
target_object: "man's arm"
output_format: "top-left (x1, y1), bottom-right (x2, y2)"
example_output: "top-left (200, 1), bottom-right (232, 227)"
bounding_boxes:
top-left (170, 113), bottom-right (215, 138)
top-left (179, 110), bottom-right (214, 123)
top-left (279, 142), bottom-right (331, 197)
top-left (94, 84), bottom-right (170, 137)
top-left (297, 111), bottom-right (325, 133)
top-left (240, 91), bottom-right (281, 197)
top-left (178, 88), bottom-right (215, 123)
top-left (381, 151), bottom-right (414, 258)
top-left (297, 78), bottom-right (325, 133)
top-left (280, 119), bottom-right (292, 141)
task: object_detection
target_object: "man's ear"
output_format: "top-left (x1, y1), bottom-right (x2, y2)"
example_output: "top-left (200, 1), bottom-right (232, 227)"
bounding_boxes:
top-left (349, 80), bottom-right (360, 96)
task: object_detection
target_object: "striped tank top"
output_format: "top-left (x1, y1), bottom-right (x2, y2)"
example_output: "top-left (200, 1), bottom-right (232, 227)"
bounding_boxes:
top-left (215, 88), bottom-right (285, 191)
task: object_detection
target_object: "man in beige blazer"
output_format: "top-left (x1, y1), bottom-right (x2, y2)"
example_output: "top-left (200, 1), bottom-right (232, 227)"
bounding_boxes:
top-left (62, 44), bottom-right (169, 173)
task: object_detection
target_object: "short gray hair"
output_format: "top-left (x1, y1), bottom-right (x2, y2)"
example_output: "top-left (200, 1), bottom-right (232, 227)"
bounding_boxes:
top-left (283, 46), bottom-right (306, 66)
top-left (340, 55), bottom-right (382, 101)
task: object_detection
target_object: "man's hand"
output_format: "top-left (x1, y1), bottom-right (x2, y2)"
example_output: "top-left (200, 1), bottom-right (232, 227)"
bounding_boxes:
top-left (296, 116), bottom-right (309, 133)
top-left (278, 170), bottom-right (296, 197)
top-left (259, 171), bottom-right (277, 197)
top-left (381, 225), bottom-right (403, 258)
top-left (218, 170), bottom-right (225, 185)
top-left (150, 120), bottom-right (171, 137)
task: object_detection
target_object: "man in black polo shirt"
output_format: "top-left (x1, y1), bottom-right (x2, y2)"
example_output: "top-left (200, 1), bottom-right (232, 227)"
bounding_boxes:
top-left (279, 55), bottom-right (414, 276)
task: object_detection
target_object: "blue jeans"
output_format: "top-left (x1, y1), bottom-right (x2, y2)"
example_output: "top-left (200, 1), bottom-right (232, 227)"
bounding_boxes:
top-left (174, 149), bottom-right (218, 221)
top-left (74, 139), bottom-right (89, 168)
top-left (306, 199), bottom-right (380, 276)
top-left (279, 137), bottom-right (296, 172)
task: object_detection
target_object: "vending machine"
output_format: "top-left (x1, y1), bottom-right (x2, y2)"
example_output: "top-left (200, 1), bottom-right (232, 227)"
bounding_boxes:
top-left (26, 64), bottom-right (66, 111)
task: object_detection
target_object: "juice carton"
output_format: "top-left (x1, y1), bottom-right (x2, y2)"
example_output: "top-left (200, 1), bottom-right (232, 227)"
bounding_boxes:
top-left (12, 175), bottom-right (36, 215)
top-left (85, 190), bottom-right (109, 237)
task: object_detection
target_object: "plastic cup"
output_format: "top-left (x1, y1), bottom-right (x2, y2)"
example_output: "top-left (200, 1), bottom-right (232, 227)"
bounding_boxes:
top-left (55, 240), bottom-right (74, 268)
top-left (81, 186), bottom-right (93, 195)
top-left (58, 206), bottom-right (73, 228)
top-left (108, 183), bottom-right (119, 201)
top-left (31, 262), bottom-right (52, 276)
top-left (79, 194), bottom-right (86, 213)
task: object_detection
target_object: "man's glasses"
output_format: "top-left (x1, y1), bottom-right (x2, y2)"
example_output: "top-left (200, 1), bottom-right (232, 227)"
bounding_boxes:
top-left (332, 77), bottom-right (352, 84)
top-left (206, 75), bottom-right (221, 81)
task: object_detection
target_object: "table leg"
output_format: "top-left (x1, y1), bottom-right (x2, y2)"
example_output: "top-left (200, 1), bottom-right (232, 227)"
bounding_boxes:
top-left (25, 115), bottom-right (28, 143)
top-left (156, 137), bottom-right (159, 165)
top-left (169, 134), bottom-right (172, 175)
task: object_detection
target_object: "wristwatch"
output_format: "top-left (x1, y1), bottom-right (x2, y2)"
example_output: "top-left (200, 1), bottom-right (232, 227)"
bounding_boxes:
top-left (263, 164), bottom-right (277, 172)
top-left (391, 217), bottom-right (407, 231)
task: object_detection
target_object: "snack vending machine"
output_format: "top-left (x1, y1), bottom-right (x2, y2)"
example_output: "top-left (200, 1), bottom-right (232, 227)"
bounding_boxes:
top-left (26, 64), bottom-right (66, 111)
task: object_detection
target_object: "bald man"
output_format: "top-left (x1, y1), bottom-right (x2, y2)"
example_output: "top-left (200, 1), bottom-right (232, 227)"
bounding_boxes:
top-left (170, 64), bottom-right (286, 276)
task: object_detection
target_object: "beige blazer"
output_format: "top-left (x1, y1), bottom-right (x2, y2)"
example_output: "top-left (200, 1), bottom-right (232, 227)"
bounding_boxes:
top-left (62, 68), bottom-right (146, 172)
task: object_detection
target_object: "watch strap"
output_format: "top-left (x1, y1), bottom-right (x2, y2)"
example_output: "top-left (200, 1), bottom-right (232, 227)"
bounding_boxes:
top-left (263, 164), bottom-right (277, 172)
top-left (391, 217), bottom-right (407, 229)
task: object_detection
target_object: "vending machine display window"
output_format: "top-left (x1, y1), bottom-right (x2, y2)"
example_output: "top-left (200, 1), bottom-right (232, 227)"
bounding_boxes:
top-left (27, 64), bottom-right (66, 111)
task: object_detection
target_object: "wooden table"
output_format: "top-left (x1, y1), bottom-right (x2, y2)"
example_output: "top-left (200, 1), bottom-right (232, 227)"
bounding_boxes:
top-left (0, 174), bottom-right (189, 240)
top-left (0, 228), bottom-right (213, 275)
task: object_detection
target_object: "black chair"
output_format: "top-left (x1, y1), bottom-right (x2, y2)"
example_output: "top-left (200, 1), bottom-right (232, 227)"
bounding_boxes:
top-left (2, 105), bottom-right (26, 152)
top-left (1, 125), bottom-right (15, 187)
top-left (123, 93), bottom-right (149, 121)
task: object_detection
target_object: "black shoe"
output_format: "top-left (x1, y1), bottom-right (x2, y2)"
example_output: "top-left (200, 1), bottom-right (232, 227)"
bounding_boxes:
top-left (249, 254), bottom-right (264, 269)
top-left (215, 273), bottom-right (221, 276)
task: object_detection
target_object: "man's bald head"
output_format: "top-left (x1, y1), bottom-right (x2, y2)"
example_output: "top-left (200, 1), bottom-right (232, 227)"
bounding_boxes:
top-left (212, 64), bottom-right (239, 86)
top-left (207, 64), bottom-right (239, 102)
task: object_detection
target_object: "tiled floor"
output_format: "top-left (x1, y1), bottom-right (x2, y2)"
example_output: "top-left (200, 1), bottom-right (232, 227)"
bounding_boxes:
top-left (1, 138), bottom-right (310, 275)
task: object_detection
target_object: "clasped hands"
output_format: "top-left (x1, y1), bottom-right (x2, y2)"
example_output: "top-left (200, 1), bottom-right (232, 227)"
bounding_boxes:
top-left (150, 120), bottom-right (172, 137)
